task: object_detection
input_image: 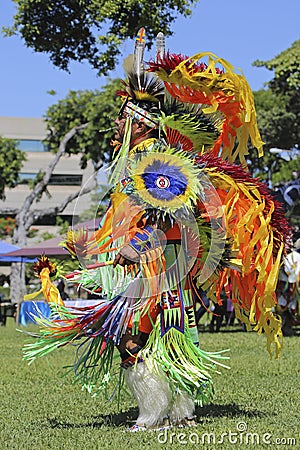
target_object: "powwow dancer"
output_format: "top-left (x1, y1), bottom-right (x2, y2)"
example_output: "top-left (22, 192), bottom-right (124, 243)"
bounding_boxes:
top-left (24, 29), bottom-right (290, 431)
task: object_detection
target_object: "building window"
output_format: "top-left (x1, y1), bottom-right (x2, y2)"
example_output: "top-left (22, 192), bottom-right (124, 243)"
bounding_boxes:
top-left (19, 173), bottom-right (82, 186)
top-left (49, 174), bottom-right (82, 185)
top-left (17, 140), bottom-right (48, 152)
top-left (18, 173), bottom-right (36, 183)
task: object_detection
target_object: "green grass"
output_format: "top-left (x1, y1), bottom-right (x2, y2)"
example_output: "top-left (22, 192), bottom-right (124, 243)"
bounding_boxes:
top-left (0, 319), bottom-right (299, 450)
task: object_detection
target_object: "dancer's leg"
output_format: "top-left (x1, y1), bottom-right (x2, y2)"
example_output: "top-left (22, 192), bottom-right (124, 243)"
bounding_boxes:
top-left (168, 388), bottom-right (195, 427)
top-left (124, 361), bottom-right (172, 429)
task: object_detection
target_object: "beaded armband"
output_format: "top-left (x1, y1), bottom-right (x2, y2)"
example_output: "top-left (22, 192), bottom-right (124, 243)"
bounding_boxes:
top-left (128, 224), bottom-right (161, 254)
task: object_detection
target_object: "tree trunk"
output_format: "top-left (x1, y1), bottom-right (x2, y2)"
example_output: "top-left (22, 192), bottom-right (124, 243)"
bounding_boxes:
top-left (11, 221), bottom-right (28, 324)
top-left (5, 123), bottom-right (91, 324)
top-left (10, 262), bottom-right (26, 324)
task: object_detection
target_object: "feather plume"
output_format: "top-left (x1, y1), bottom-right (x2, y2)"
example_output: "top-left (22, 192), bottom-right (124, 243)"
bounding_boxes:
top-left (134, 27), bottom-right (146, 90)
top-left (156, 32), bottom-right (165, 61)
top-left (161, 97), bottom-right (222, 150)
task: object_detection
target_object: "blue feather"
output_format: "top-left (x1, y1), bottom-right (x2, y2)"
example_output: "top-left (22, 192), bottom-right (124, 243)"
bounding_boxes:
top-left (142, 159), bottom-right (187, 201)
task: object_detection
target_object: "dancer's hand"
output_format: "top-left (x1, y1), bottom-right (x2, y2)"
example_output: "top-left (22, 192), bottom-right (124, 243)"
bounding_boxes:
top-left (113, 245), bottom-right (140, 267)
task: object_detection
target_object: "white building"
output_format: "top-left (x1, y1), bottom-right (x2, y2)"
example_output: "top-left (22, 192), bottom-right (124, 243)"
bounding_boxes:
top-left (0, 116), bottom-right (96, 235)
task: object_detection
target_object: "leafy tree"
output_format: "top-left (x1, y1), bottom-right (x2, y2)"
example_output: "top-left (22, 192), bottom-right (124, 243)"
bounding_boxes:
top-left (254, 39), bottom-right (300, 97)
top-left (1, 79), bottom-right (120, 307)
top-left (253, 40), bottom-right (300, 152)
top-left (4, 0), bottom-right (198, 75)
top-left (0, 136), bottom-right (25, 199)
top-left (248, 40), bottom-right (300, 185)
top-left (7, 77), bottom-right (121, 244)
top-left (22, 81), bottom-right (119, 234)
top-left (78, 188), bottom-right (110, 222)
top-left (0, 217), bottom-right (15, 238)
top-left (45, 78), bottom-right (121, 168)
top-left (39, 216), bottom-right (71, 241)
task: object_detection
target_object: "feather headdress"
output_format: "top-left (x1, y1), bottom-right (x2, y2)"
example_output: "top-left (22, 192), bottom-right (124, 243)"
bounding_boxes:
top-left (116, 28), bottom-right (164, 129)
top-left (116, 30), bottom-right (225, 152)
top-left (147, 50), bottom-right (264, 164)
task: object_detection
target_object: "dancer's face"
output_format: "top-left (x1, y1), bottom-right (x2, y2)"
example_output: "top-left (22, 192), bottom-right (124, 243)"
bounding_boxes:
top-left (114, 114), bottom-right (127, 141)
top-left (114, 114), bottom-right (146, 144)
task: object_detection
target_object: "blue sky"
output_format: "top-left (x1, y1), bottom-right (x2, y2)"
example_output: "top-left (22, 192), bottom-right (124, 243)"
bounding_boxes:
top-left (1, 0), bottom-right (299, 118)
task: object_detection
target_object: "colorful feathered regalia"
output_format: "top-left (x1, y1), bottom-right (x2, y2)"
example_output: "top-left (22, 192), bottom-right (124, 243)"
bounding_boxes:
top-left (24, 29), bottom-right (290, 430)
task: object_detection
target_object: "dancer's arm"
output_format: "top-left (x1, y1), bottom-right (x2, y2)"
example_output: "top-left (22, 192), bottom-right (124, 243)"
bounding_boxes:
top-left (113, 216), bottom-right (171, 267)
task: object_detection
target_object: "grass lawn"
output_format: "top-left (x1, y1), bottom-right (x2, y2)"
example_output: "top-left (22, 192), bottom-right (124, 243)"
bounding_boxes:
top-left (0, 318), bottom-right (299, 450)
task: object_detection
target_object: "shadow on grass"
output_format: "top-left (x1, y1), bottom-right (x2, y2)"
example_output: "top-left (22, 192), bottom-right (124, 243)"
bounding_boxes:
top-left (47, 403), bottom-right (265, 430)
top-left (48, 407), bottom-right (138, 429)
top-left (195, 403), bottom-right (266, 420)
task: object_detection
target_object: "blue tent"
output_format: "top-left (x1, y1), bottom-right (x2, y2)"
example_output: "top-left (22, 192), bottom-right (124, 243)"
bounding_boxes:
top-left (0, 240), bottom-right (36, 263)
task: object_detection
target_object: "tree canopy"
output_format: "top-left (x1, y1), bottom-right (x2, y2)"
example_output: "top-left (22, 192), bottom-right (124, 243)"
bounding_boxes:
top-left (44, 78), bottom-right (121, 168)
top-left (0, 136), bottom-right (25, 200)
top-left (1, 80), bottom-right (122, 305)
top-left (4, 0), bottom-right (198, 75)
top-left (254, 39), bottom-right (300, 95)
top-left (248, 40), bottom-right (300, 185)
top-left (253, 39), bottom-right (300, 151)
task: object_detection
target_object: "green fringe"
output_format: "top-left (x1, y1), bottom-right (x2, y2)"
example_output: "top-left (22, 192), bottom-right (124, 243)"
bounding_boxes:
top-left (63, 336), bottom-right (119, 398)
top-left (139, 315), bottom-right (230, 406)
top-left (109, 116), bottom-right (132, 185)
top-left (22, 303), bottom-right (78, 363)
top-left (23, 309), bottom-right (125, 402)
top-left (21, 299), bottom-right (128, 399)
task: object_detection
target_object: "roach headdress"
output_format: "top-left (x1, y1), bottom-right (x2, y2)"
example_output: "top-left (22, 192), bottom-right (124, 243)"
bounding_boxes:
top-left (117, 28), bottom-right (264, 164)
